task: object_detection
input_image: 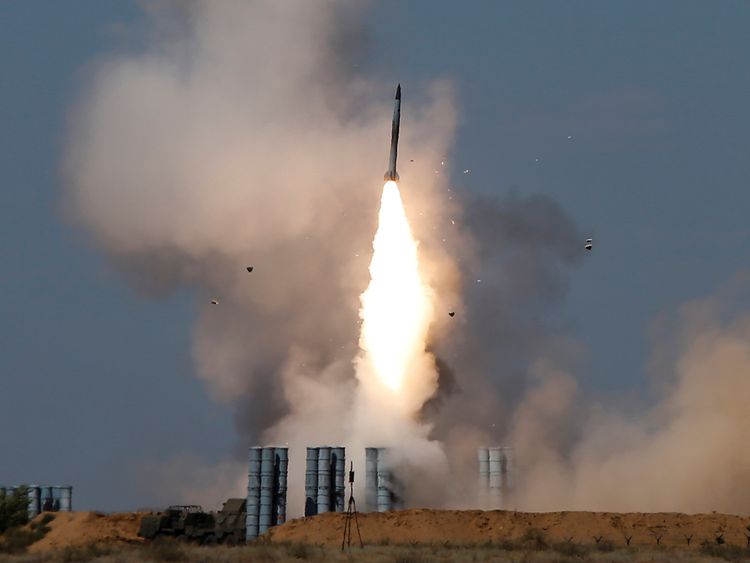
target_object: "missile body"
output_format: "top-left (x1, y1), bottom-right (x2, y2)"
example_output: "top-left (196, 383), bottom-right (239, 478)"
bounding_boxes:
top-left (384, 84), bottom-right (401, 182)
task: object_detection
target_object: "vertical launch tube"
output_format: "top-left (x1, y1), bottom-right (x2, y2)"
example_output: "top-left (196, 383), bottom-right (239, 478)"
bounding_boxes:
top-left (316, 446), bottom-right (332, 514)
top-left (27, 486), bottom-right (40, 519)
top-left (332, 447), bottom-right (346, 513)
top-left (377, 470), bottom-right (392, 512)
top-left (477, 448), bottom-right (490, 509)
top-left (304, 447), bottom-right (319, 516)
top-left (275, 447), bottom-right (289, 525)
top-left (41, 487), bottom-right (53, 512)
top-left (376, 447), bottom-right (392, 512)
top-left (246, 447), bottom-right (262, 541)
top-left (501, 446), bottom-right (514, 505)
top-left (258, 447), bottom-right (275, 534)
top-left (57, 486), bottom-right (72, 512)
top-left (365, 448), bottom-right (379, 512)
top-left (488, 447), bottom-right (503, 509)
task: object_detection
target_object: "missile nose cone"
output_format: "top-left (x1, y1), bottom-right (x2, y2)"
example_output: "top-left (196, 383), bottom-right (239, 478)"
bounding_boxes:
top-left (395, 84), bottom-right (401, 100)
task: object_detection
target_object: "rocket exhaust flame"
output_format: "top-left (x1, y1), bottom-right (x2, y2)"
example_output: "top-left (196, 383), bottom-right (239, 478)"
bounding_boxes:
top-left (361, 85), bottom-right (435, 397)
top-left (344, 85), bottom-right (448, 510)
top-left (358, 181), bottom-right (434, 397)
top-left (349, 178), bottom-right (447, 510)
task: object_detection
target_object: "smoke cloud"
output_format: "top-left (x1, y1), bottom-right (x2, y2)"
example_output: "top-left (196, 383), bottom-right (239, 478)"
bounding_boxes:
top-left (65, 0), bottom-right (748, 516)
top-left (65, 0), bottom-right (458, 512)
top-left (508, 276), bottom-right (750, 513)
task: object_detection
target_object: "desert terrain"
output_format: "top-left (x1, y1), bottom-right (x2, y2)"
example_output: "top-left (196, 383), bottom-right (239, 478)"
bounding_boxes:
top-left (3, 509), bottom-right (750, 562)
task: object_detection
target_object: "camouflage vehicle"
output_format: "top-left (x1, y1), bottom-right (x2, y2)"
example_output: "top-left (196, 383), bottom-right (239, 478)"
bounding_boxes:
top-left (211, 498), bottom-right (246, 545)
top-left (138, 499), bottom-right (246, 545)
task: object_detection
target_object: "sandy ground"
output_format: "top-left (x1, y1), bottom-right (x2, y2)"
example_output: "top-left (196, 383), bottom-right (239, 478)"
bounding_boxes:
top-left (27, 511), bottom-right (144, 553)
top-left (19, 509), bottom-right (750, 552)
top-left (267, 509), bottom-right (750, 549)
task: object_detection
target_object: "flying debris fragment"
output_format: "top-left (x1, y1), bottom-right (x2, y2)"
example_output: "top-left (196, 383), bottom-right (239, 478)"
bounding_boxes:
top-left (585, 238), bottom-right (593, 251)
top-left (211, 299), bottom-right (219, 305)
top-left (463, 169), bottom-right (471, 174)
top-left (246, 266), bottom-right (254, 273)
top-left (448, 311), bottom-right (455, 318)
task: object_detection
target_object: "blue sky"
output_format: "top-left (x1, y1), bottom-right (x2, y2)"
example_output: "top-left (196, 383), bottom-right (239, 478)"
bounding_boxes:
top-left (1, 1), bottom-right (749, 510)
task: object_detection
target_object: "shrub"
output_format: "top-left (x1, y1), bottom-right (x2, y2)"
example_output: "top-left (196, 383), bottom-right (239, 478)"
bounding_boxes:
top-left (57, 544), bottom-right (117, 562)
top-left (0, 494), bottom-right (52, 555)
top-left (0, 487), bottom-right (29, 534)
top-left (394, 551), bottom-right (428, 563)
top-left (246, 543), bottom-right (282, 562)
top-left (146, 539), bottom-right (186, 562)
top-left (488, 538), bottom-right (517, 551)
top-left (377, 537), bottom-right (392, 546)
top-left (520, 528), bottom-right (548, 550)
top-left (551, 540), bottom-right (589, 558)
top-left (0, 527), bottom-right (40, 554)
top-left (699, 541), bottom-right (748, 561)
top-left (286, 541), bottom-right (316, 560)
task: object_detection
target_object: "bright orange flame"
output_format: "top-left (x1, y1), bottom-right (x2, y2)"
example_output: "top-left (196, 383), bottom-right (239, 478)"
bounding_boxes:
top-left (359, 181), bottom-right (433, 392)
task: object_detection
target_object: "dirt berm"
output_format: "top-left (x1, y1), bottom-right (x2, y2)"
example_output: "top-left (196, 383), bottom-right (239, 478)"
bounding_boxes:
top-left (266, 509), bottom-right (750, 549)
top-left (27, 512), bottom-right (144, 553)
top-left (20, 509), bottom-right (750, 552)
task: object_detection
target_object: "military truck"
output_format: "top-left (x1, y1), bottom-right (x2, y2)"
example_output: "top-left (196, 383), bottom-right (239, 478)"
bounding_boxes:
top-left (138, 498), bottom-right (246, 545)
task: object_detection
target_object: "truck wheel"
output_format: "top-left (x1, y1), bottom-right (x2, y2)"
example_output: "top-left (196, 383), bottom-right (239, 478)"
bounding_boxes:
top-left (224, 533), bottom-right (239, 546)
top-left (202, 534), bottom-right (218, 546)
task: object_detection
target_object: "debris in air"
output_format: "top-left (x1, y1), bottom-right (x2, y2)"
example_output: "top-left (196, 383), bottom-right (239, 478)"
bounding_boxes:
top-left (246, 266), bottom-right (254, 273)
top-left (448, 311), bottom-right (455, 318)
top-left (211, 299), bottom-right (219, 305)
top-left (463, 169), bottom-right (471, 174)
top-left (585, 238), bottom-right (593, 251)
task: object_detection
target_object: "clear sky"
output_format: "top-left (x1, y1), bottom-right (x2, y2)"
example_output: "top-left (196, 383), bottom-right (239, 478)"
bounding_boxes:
top-left (1, 1), bottom-right (749, 511)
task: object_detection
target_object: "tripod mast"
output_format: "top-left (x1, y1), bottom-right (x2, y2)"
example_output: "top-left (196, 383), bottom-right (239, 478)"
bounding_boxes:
top-left (341, 461), bottom-right (363, 550)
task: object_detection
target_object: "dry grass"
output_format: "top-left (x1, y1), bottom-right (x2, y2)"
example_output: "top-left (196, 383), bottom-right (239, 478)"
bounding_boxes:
top-left (3, 518), bottom-right (750, 562)
top-left (0, 539), bottom-right (748, 563)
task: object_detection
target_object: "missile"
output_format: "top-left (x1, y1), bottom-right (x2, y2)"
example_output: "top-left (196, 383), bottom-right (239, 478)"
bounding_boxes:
top-left (384, 84), bottom-right (401, 182)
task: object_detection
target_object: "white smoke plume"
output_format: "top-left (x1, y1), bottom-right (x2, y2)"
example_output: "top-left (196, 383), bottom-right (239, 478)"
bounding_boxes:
top-left (65, 0), bottom-right (749, 517)
top-left (507, 276), bottom-right (750, 513)
top-left (65, 0), bottom-right (459, 512)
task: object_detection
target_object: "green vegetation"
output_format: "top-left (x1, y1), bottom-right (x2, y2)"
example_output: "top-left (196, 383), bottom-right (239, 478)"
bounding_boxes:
top-left (0, 488), bottom-right (29, 535)
top-left (0, 490), bottom-right (55, 555)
